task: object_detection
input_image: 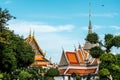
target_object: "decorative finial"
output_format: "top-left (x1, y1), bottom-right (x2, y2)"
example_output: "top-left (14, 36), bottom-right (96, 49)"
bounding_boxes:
top-left (33, 30), bottom-right (35, 36)
top-left (78, 43), bottom-right (81, 49)
top-left (74, 44), bottom-right (77, 51)
top-left (29, 28), bottom-right (31, 37)
top-left (43, 50), bottom-right (46, 57)
top-left (49, 57), bottom-right (51, 62)
top-left (62, 46), bottom-right (64, 53)
top-left (78, 42), bottom-right (81, 49)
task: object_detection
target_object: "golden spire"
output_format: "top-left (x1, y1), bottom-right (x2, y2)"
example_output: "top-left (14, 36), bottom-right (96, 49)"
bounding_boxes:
top-left (29, 28), bottom-right (31, 37)
top-left (33, 30), bottom-right (35, 36)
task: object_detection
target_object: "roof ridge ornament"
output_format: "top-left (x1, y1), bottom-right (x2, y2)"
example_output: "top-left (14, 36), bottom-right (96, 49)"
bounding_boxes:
top-left (29, 28), bottom-right (31, 37)
top-left (74, 44), bottom-right (77, 51)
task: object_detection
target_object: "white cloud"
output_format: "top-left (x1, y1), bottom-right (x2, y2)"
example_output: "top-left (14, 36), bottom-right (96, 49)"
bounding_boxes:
top-left (93, 25), bottom-right (102, 30)
top-left (8, 20), bottom-right (74, 35)
top-left (110, 26), bottom-right (120, 30)
top-left (81, 25), bottom-right (102, 31)
top-left (77, 12), bottom-right (119, 18)
top-left (93, 12), bottom-right (119, 18)
top-left (4, 0), bottom-right (11, 4)
top-left (7, 20), bottom-right (77, 63)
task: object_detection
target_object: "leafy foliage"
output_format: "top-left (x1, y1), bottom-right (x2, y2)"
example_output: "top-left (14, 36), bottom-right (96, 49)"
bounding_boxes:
top-left (0, 73), bottom-right (3, 79)
top-left (0, 7), bottom-right (35, 73)
top-left (71, 72), bottom-right (76, 78)
top-left (112, 35), bottom-right (120, 48)
top-left (99, 68), bottom-right (110, 80)
top-left (45, 77), bottom-right (54, 80)
top-left (46, 68), bottom-right (60, 77)
top-left (99, 53), bottom-right (120, 80)
top-left (90, 46), bottom-right (104, 58)
top-left (0, 8), bottom-right (15, 31)
top-left (18, 70), bottom-right (31, 80)
top-left (100, 53), bottom-right (115, 64)
top-left (104, 34), bottom-right (113, 53)
top-left (76, 74), bottom-right (81, 80)
top-left (86, 32), bottom-right (99, 43)
top-left (115, 54), bottom-right (120, 66)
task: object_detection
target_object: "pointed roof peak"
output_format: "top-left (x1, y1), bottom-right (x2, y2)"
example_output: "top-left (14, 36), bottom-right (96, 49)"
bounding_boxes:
top-left (78, 43), bottom-right (82, 49)
top-left (33, 30), bottom-right (35, 36)
top-left (28, 28), bottom-right (36, 37)
top-left (29, 28), bottom-right (31, 37)
top-left (62, 46), bottom-right (65, 53)
top-left (74, 44), bottom-right (77, 51)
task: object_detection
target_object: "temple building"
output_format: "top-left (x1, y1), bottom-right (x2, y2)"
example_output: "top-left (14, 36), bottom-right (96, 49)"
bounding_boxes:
top-left (83, 2), bottom-right (99, 52)
top-left (58, 3), bottom-right (99, 76)
top-left (58, 45), bottom-right (98, 75)
top-left (25, 31), bottom-right (52, 68)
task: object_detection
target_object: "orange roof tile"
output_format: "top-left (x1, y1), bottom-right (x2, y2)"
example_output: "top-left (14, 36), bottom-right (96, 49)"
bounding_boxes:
top-left (77, 50), bottom-right (84, 63)
top-left (34, 62), bottom-right (49, 66)
top-left (66, 52), bottom-right (79, 64)
top-left (35, 56), bottom-right (44, 61)
top-left (91, 58), bottom-right (98, 65)
top-left (59, 69), bottom-right (66, 74)
top-left (84, 50), bottom-right (88, 57)
top-left (66, 68), bottom-right (96, 75)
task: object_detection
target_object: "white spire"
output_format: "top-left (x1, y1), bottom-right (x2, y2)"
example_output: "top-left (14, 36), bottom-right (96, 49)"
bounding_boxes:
top-left (88, 2), bottom-right (92, 34)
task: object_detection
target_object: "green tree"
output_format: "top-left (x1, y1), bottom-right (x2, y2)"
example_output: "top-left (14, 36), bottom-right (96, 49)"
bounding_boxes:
top-left (18, 70), bottom-right (31, 80)
top-left (115, 54), bottom-right (120, 66)
top-left (76, 74), bottom-right (81, 80)
top-left (86, 32), bottom-right (120, 80)
top-left (99, 68), bottom-right (110, 80)
top-left (46, 77), bottom-right (54, 80)
top-left (0, 8), bottom-right (15, 31)
top-left (104, 34), bottom-right (113, 53)
top-left (86, 32), bottom-right (99, 44)
top-left (0, 7), bottom-right (35, 73)
top-left (0, 73), bottom-right (3, 79)
top-left (46, 68), bottom-right (59, 77)
top-left (99, 53), bottom-right (120, 80)
top-left (15, 37), bottom-right (34, 68)
top-left (112, 35), bottom-right (120, 48)
top-left (90, 46), bottom-right (104, 58)
top-left (71, 72), bottom-right (76, 80)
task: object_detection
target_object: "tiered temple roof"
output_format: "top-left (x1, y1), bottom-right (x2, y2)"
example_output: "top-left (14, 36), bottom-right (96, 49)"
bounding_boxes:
top-left (58, 45), bottom-right (98, 75)
top-left (25, 32), bottom-right (52, 67)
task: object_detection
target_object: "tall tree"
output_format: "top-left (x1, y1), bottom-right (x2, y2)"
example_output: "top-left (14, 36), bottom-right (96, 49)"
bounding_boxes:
top-left (112, 35), bottom-right (120, 48)
top-left (104, 34), bottom-right (114, 53)
top-left (86, 32), bottom-right (99, 44)
top-left (0, 7), bottom-right (35, 73)
top-left (99, 53), bottom-right (120, 80)
top-left (0, 8), bottom-right (15, 31)
top-left (90, 46), bottom-right (104, 58)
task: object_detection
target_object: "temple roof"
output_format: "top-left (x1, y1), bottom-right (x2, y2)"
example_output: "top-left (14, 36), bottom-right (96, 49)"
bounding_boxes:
top-left (84, 41), bottom-right (99, 52)
top-left (25, 34), bottom-right (45, 56)
top-left (59, 45), bottom-right (98, 75)
top-left (25, 32), bottom-right (52, 67)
